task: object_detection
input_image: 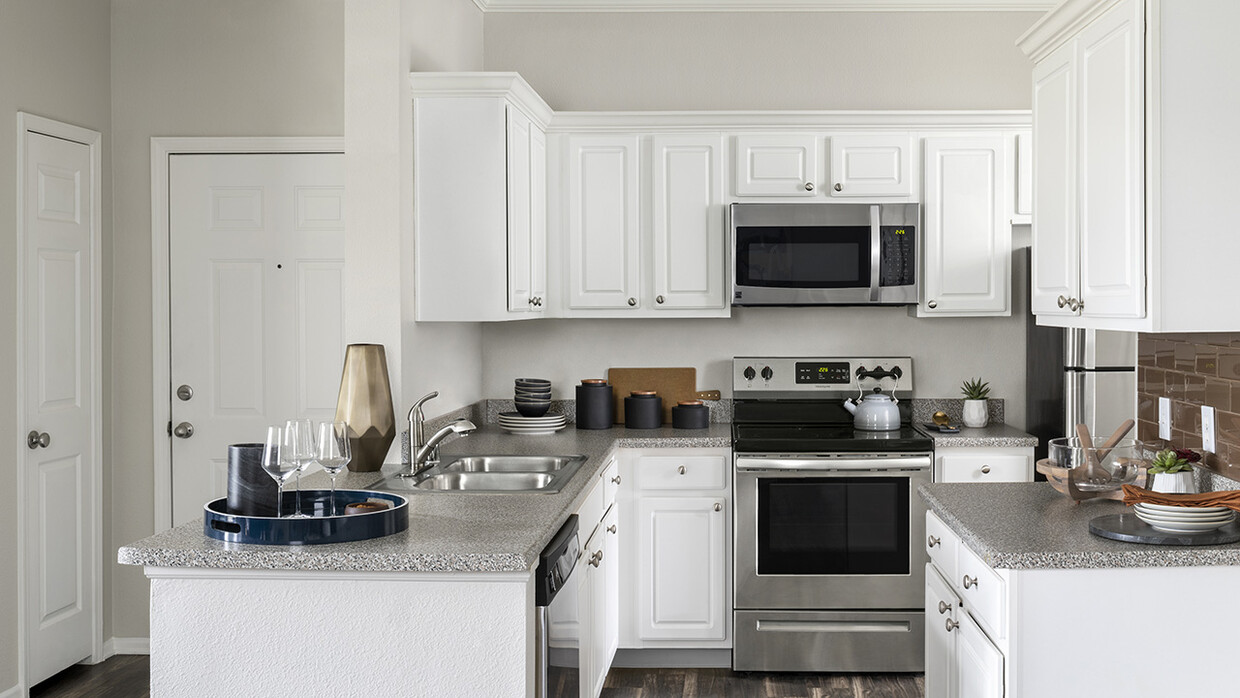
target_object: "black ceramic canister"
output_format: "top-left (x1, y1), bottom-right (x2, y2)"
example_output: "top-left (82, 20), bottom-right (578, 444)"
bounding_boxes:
top-left (624, 391), bottom-right (663, 429)
top-left (227, 443), bottom-right (278, 517)
top-left (576, 379), bottom-right (614, 430)
top-left (672, 401), bottom-right (710, 430)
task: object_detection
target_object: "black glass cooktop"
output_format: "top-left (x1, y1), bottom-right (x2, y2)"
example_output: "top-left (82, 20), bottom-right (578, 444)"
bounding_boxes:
top-left (732, 423), bottom-right (933, 454)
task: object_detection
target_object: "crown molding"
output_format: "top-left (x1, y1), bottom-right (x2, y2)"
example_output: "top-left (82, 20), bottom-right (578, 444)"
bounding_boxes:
top-left (475, 0), bottom-right (1054, 12)
top-left (409, 72), bottom-right (555, 128)
top-left (1017, 0), bottom-right (1121, 61)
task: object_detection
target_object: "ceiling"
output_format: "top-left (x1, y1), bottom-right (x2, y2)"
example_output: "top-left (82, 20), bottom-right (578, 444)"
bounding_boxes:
top-left (472, 0), bottom-right (1055, 11)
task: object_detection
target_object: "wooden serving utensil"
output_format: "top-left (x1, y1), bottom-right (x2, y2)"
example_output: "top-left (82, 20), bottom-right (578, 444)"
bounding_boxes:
top-left (1095, 418), bottom-right (1136, 463)
top-left (1074, 423), bottom-right (1111, 485)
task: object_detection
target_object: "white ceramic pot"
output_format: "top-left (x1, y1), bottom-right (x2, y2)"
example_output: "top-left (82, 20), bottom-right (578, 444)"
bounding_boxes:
top-left (1149, 469), bottom-right (1198, 494)
top-left (962, 399), bottom-right (989, 428)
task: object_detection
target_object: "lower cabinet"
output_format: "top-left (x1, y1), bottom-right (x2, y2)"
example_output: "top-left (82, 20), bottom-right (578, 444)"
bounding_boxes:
top-left (568, 457), bottom-right (619, 698)
top-left (935, 446), bottom-right (1033, 484)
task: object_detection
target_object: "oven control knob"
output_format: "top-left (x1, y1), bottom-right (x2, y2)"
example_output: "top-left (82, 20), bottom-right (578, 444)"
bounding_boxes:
top-left (743, 366), bottom-right (756, 381)
top-left (761, 366), bottom-right (773, 381)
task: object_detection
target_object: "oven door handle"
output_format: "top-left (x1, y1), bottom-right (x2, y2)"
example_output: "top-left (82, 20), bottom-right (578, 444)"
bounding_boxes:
top-left (736, 455), bottom-right (931, 472)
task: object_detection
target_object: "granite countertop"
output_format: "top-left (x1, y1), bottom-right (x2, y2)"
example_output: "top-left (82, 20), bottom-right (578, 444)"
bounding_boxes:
top-left (118, 424), bottom-right (732, 574)
top-left (920, 482), bottom-right (1240, 570)
top-left (917, 422), bottom-right (1038, 448)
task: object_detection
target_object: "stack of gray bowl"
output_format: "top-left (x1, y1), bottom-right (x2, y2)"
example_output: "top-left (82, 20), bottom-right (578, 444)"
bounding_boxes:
top-left (514, 378), bottom-right (552, 417)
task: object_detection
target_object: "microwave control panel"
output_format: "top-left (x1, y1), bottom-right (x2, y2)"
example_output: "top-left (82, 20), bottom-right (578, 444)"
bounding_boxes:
top-left (879, 225), bottom-right (915, 287)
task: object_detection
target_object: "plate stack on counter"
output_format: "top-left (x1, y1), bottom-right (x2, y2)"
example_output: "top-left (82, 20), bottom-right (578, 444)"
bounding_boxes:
top-left (505, 378), bottom-right (567, 434)
top-left (1133, 503), bottom-right (1236, 533)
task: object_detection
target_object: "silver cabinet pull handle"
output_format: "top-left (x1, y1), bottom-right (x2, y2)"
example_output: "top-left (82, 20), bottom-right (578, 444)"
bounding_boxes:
top-left (627, 297), bottom-right (637, 307)
top-left (678, 465), bottom-right (686, 475)
top-left (927, 535), bottom-right (940, 548)
top-left (834, 183), bottom-right (843, 192)
top-left (27, 430), bottom-right (50, 449)
top-left (611, 475), bottom-right (621, 485)
top-left (927, 300), bottom-right (938, 309)
top-left (938, 601), bottom-right (951, 615)
top-left (804, 182), bottom-right (815, 191)
top-left (981, 465), bottom-right (991, 474)
top-left (945, 618), bottom-right (959, 632)
top-left (173, 422), bottom-right (195, 439)
top-left (588, 550), bottom-right (603, 567)
top-left (656, 295), bottom-right (665, 304)
top-left (963, 575), bottom-right (977, 589)
top-left (713, 502), bottom-right (722, 512)
top-left (1057, 295), bottom-right (1068, 308)
top-left (607, 524), bottom-right (617, 534)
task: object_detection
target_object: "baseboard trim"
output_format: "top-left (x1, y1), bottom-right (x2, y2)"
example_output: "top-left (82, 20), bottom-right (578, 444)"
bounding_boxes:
top-left (612, 648), bottom-right (732, 668)
top-left (0, 683), bottom-right (22, 698)
top-left (108, 637), bottom-right (151, 655)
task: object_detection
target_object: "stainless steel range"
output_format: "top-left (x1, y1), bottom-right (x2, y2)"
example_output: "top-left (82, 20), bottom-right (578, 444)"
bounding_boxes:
top-left (731, 356), bottom-right (932, 673)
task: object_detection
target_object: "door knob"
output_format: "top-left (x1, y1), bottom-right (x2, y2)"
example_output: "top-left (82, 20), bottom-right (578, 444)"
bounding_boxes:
top-left (927, 300), bottom-right (938, 309)
top-left (173, 422), bottom-right (195, 439)
top-left (27, 430), bottom-right (50, 449)
top-left (713, 502), bottom-right (722, 512)
top-left (927, 535), bottom-right (940, 548)
top-left (176, 384), bottom-right (194, 401)
top-left (981, 465), bottom-right (991, 474)
top-left (656, 295), bottom-right (665, 304)
top-left (963, 575), bottom-right (978, 589)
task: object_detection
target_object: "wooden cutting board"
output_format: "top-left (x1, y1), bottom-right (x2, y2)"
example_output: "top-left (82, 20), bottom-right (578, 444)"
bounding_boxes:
top-left (607, 367), bottom-right (719, 424)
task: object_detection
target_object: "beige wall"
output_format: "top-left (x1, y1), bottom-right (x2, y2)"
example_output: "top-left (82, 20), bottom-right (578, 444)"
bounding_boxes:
top-left (480, 10), bottom-right (1039, 427)
top-left (109, 0), bottom-right (345, 640)
top-left (0, 0), bottom-right (111, 689)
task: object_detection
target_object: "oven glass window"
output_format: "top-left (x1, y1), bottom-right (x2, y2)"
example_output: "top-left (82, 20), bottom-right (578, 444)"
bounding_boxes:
top-left (757, 477), bottom-right (909, 575)
top-left (735, 226), bottom-right (870, 288)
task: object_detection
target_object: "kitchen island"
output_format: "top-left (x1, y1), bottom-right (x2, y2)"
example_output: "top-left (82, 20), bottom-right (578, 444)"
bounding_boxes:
top-left (119, 423), bottom-right (730, 697)
top-left (920, 482), bottom-right (1240, 697)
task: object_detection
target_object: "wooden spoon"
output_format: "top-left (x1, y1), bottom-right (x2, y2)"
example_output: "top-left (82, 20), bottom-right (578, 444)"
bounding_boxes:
top-left (1075, 423), bottom-right (1110, 485)
top-left (1095, 418), bottom-right (1136, 463)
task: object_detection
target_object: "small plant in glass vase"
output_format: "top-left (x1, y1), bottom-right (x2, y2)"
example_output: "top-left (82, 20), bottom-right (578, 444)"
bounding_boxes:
top-left (960, 377), bottom-right (991, 428)
top-left (1147, 448), bottom-right (1201, 494)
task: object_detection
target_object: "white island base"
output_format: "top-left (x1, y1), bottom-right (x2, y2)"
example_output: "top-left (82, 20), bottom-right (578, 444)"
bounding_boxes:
top-left (145, 567), bottom-right (534, 697)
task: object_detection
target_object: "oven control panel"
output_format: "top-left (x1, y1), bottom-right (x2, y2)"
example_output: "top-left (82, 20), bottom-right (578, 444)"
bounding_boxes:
top-left (734, 357), bottom-right (914, 396)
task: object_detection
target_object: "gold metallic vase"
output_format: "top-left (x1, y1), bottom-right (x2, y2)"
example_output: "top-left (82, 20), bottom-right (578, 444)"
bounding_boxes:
top-left (334, 344), bottom-right (396, 472)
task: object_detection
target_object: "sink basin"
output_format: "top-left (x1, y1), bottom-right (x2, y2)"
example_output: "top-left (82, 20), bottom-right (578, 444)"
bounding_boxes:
top-left (374, 454), bottom-right (588, 494)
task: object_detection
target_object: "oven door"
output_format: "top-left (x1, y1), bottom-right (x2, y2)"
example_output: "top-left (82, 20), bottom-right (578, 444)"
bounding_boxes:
top-left (734, 454), bottom-right (931, 611)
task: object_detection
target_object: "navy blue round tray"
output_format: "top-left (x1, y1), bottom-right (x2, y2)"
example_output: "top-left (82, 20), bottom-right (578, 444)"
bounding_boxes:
top-left (203, 489), bottom-right (408, 545)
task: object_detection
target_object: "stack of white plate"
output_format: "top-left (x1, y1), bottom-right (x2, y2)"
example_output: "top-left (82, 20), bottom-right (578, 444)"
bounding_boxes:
top-left (1133, 502), bottom-right (1236, 533)
top-left (498, 411), bottom-right (568, 435)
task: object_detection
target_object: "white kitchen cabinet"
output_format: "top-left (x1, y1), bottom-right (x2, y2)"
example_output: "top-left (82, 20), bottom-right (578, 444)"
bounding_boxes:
top-left (565, 134), bottom-right (642, 311)
top-left (619, 448), bottom-right (731, 649)
top-left (651, 134), bottom-right (726, 311)
top-left (924, 564), bottom-right (959, 698)
top-left (1013, 130), bottom-right (1033, 224)
top-left (935, 446), bottom-right (1033, 484)
top-left (955, 612), bottom-right (1004, 698)
top-left (829, 134), bottom-right (914, 198)
top-left (574, 458), bottom-right (619, 698)
top-left (1021, 0), bottom-right (1240, 331)
top-left (917, 135), bottom-right (1011, 317)
top-left (411, 73), bottom-right (552, 321)
top-left (733, 134), bottom-right (818, 197)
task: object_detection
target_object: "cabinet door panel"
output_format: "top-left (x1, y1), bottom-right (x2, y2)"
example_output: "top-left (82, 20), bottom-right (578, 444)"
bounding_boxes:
top-left (1031, 42), bottom-right (1079, 316)
top-left (567, 135), bottom-right (641, 309)
top-left (734, 134), bottom-right (818, 197)
top-left (506, 108), bottom-right (533, 312)
top-left (637, 496), bottom-right (727, 641)
top-left (530, 127), bottom-right (547, 307)
top-left (925, 564), bottom-right (958, 698)
top-left (922, 136), bottom-right (1009, 315)
top-left (1077, 0), bottom-right (1145, 319)
top-left (829, 135), bottom-right (914, 197)
top-left (957, 614), bottom-right (1004, 698)
top-left (652, 134), bottom-right (725, 310)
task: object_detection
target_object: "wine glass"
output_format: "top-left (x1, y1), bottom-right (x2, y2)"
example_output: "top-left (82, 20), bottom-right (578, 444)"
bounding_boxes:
top-left (316, 420), bottom-right (351, 515)
top-left (261, 426), bottom-right (298, 517)
top-left (283, 418), bottom-right (315, 518)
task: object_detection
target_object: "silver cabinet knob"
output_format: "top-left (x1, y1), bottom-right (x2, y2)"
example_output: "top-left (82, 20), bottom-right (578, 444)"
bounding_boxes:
top-left (963, 575), bottom-right (978, 589)
top-left (176, 384), bottom-right (194, 401)
top-left (834, 183), bottom-right (843, 192)
top-left (678, 465), bottom-right (686, 475)
top-left (1057, 295), bottom-right (1068, 308)
top-left (627, 297), bottom-right (637, 307)
top-left (804, 182), bottom-right (815, 191)
top-left (611, 475), bottom-right (621, 484)
top-left (173, 422), bottom-right (195, 439)
top-left (927, 300), bottom-right (938, 309)
top-left (588, 550), bottom-right (603, 567)
top-left (945, 618), bottom-right (959, 632)
top-left (927, 535), bottom-right (940, 548)
top-left (981, 465), bottom-right (991, 474)
top-left (1069, 297), bottom-right (1083, 312)
top-left (607, 524), bottom-right (617, 534)
top-left (27, 430), bottom-right (50, 449)
top-left (656, 295), bottom-right (665, 304)
top-left (938, 601), bottom-right (951, 615)
top-left (713, 502), bottom-right (722, 512)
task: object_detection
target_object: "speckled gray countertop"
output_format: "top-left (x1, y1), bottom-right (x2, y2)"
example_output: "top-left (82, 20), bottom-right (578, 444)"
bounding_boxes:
top-left (920, 482), bottom-right (1240, 569)
top-left (118, 424), bottom-right (732, 574)
top-left (917, 422), bottom-right (1038, 448)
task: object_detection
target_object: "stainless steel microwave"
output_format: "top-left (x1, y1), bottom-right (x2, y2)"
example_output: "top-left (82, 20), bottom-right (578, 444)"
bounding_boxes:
top-left (730, 202), bottom-right (920, 306)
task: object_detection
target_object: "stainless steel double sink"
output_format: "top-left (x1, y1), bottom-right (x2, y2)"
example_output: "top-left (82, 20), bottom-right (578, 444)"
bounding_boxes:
top-left (376, 455), bottom-right (588, 494)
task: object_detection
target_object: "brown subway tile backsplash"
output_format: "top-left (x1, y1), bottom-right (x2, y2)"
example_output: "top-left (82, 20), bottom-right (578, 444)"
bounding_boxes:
top-left (1206, 379), bottom-right (1232, 411)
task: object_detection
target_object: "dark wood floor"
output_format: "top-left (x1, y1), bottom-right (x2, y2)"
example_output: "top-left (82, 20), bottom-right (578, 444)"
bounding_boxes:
top-left (31, 655), bottom-right (923, 698)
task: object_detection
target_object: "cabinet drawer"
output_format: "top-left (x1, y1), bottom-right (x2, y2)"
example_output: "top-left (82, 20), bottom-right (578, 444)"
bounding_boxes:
top-left (957, 542), bottom-right (1006, 641)
top-left (925, 511), bottom-right (959, 584)
top-left (636, 456), bottom-right (727, 491)
top-left (601, 457), bottom-right (620, 505)
top-left (939, 453), bottom-right (1031, 483)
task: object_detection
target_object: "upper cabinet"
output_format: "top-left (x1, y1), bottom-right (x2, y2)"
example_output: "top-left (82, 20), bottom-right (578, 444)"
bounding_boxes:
top-left (733, 134), bottom-right (818, 197)
top-left (412, 73), bottom-right (552, 322)
top-left (1020, 0), bottom-right (1240, 331)
top-left (732, 133), bottom-right (915, 200)
top-left (828, 134), bottom-right (914, 198)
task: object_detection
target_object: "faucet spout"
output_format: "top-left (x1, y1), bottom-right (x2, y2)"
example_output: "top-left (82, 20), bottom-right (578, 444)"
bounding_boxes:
top-left (407, 391), bottom-right (440, 463)
top-left (407, 418), bottom-right (476, 476)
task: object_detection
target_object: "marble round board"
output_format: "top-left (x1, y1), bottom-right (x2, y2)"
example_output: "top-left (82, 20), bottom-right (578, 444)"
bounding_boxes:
top-left (1089, 513), bottom-right (1240, 546)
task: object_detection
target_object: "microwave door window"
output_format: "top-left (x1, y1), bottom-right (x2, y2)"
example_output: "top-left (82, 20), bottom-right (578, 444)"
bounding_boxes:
top-left (736, 226), bottom-right (871, 289)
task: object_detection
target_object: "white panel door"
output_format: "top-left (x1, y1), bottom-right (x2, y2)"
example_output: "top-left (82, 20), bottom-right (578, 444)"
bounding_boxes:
top-left (637, 496), bottom-right (727, 641)
top-left (1077, 0), bottom-right (1145, 319)
top-left (956, 613), bottom-right (1005, 698)
top-left (829, 134), bottom-right (914, 197)
top-left (1031, 41), bottom-right (1079, 316)
top-left (733, 134), bottom-right (818, 196)
top-left (922, 136), bottom-right (1010, 315)
top-left (566, 135), bottom-right (640, 309)
top-left (169, 153), bottom-right (345, 525)
top-left (22, 127), bottom-right (97, 686)
top-left (924, 565), bottom-right (958, 698)
top-left (651, 134), bottom-right (725, 310)
top-left (506, 108), bottom-right (534, 312)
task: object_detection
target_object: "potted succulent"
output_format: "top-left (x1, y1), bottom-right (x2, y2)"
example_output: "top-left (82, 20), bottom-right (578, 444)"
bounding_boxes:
top-left (960, 377), bottom-right (991, 428)
top-left (1147, 448), bottom-right (1201, 494)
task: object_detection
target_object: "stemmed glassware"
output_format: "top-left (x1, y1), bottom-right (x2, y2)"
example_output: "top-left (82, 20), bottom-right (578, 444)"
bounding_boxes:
top-left (316, 420), bottom-right (351, 515)
top-left (283, 418), bottom-right (316, 518)
top-left (260, 426), bottom-right (299, 518)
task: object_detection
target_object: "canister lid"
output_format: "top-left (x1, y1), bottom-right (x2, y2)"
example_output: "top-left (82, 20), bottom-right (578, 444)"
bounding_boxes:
top-left (630, 390), bottom-right (657, 397)
top-left (677, 400), bottom-right (704, 407)
top-left (581, 378), bottom-right (608, 385)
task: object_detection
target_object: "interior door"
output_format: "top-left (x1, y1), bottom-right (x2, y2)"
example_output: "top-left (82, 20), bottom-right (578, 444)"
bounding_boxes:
top-left (169, 153), bottom-right (345, 525)
top-left (22, 125), bottom-right (98, 686)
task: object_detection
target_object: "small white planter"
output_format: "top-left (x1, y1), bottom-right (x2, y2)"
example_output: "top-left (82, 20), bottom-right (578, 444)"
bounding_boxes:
top-left (1149, 469), bottom-right (1198, 494)
top-left (962, 399), bottom-right (989, 428)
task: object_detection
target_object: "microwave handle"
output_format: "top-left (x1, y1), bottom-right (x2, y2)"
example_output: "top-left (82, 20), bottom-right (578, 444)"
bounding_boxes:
top-left (869, 204), bottom-right (881, 302)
